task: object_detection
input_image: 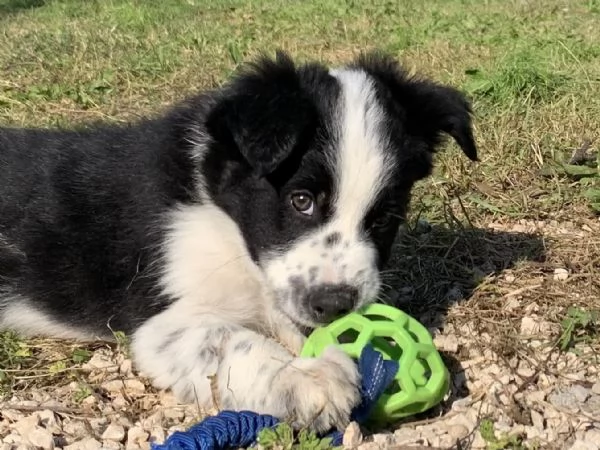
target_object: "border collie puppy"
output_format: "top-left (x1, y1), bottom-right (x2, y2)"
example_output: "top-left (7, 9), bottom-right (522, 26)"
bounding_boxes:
top-left (0, 51), bottom-right (477, 432)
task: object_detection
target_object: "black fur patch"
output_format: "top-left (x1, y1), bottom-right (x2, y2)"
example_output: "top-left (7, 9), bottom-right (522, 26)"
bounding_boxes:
top-left (198, 347), bottom-right (217, 366)
top-left (233, 340), bottom-right (253, 355)
top-left (324, 232), bottom-right (341, 247)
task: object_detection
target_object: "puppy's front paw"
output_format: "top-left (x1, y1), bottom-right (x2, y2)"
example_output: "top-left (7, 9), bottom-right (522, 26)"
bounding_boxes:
top-left (276, 346), bottom-right (361, 433)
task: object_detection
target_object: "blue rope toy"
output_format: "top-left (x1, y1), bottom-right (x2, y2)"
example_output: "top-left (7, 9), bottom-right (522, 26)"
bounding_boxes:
top-left (151, 345), bottom-right (398, 450)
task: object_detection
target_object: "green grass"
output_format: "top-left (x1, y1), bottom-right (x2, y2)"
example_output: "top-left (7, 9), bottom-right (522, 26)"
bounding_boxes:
top-left (1, 0), bottom-right (600, 447)
top-left (257, 423), bottom-right (340, 450)
top-left (1, 0), bottom-right (599, 219)
top-left (0, 330), bottom-right (96, 396)
top-left (0, 331), bottom-right (32, 394)
top-left (558, 306), bottom-right (600, 352)
top-left (108, 328), bottom-right (131, 356)
top-left (480, 417), bottom-right (529, 450)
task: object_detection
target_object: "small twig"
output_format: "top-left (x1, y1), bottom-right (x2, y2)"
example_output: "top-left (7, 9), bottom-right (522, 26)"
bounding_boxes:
top-left (11, 368), bottom-right (80, 379)
top-left (0, 403), bottom-right (95, 418)
top-left (455, 194), bottom-right (475, 229)
top-left (443, 237), bottom-right (460, 260)
top-left (207, 373), bottom-right (221, 411)
top-left (503, 284), bottom-right (542, 298)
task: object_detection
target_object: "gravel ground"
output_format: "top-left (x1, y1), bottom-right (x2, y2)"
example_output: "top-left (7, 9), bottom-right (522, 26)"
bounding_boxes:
top-left (1, 219), bottom-right (599, 450)
top-left (2, 335), bottom-right (598, 450)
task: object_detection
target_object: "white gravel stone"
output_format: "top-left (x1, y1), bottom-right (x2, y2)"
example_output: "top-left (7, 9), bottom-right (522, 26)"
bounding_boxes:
top-left (126, 427), bottom-right (149, 448)
top-left (525, 389), bottom-right (547, 405)
top-left (37, 410), bottom-right (61, 435)
top-left (3, 433), bottom-right (21, 444)
top-left (101, 380), bottom-right (125, 392)
top-left (568, 440), bottom-right (599, 450)
top-left (451, 396), bottom-right (474, 412)
top-left (82, 395), bottom-right (97, 406)
top-left (88, 417), bottom-right (108, 434)
top-left (28, 427), bottom-right (55, 449)
top-left (63, 420), bottom-right (89, 440)
top-left (116, 416), bottom-right (134, 429)
top-left (82, 352), bottom-right (118, 372)
top-left (356, 443), bottom-right (381, 450)
top-left (120, 359), bottom-right (133, 376)
top-left (525, 425), bottom-right (543, 440)
top-left (371, 432), bottom-right (394, 446)
top-left (2, 409), bottom-right (24, 422)
top-left (553, 268), bottom-right (569, 281)
top-left (570, 384), bottom-right (591, 403)
top-left (582, 395), bottom-right (600, 415)
top-left (520, 316), bottom-right (539, 335)
top-left (157, 391), bottom-right (179, 407)
top-left (585, 430), bottom-right (600, 444)
top-left (516, 361), bottom-right (536, 378)
top-left (342, 422), bottom-right (362, 448)
top-left (112, 394), bottom-right (128, 409)
top-left (434, 333), bottom-right (459, 352)
top-left (13, 414), bottom-right (40, 436)
top-left (447, 413), bottom-right (477, 432)
top-left (64, 437), bottom-right (102, 450)
top-left (141, 411), bottom-right (164, 430)
top-left (102, 424), bottom-right (126, 442)
top-left (447, 424), bottom-right (469, 440)
top-left (531, 409), bottom-right (545, 431)
top-left (124, 379), bottom-right (145, 393)
top-left (149, 427), bottom-right (166, 445)
top-left (392, 427), bottom-right (421, 445)
top-left (102, 441), bottom-right (122, 450)
top-left (470, 431), bottom-right (487, 449)
top-left (549, 389), bottom-right (581, 411)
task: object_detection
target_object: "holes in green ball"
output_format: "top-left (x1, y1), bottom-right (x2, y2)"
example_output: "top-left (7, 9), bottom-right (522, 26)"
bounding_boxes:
top-left (385, 379), bottom-right (401, 396)
top-left (410, 358), bottom-right (432, 387)
top-left (337, 328), bottom-right (361, 344)
top-left (363, 314), bottom-right (393, 323)
top-left (372, 336), bottom-right (402, 361)
top-left (400, 401), bottom-right (429, 415)
top-left (405, 319), bottom-right (433, 344)
top-left (406, 328), bottom-right (421, 345)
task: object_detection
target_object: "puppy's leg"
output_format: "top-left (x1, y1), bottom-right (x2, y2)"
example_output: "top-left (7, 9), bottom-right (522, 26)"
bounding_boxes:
top-left (219, 328), bottom-right (360, 433)
top-left (132, 317), bottom-right (360, 433)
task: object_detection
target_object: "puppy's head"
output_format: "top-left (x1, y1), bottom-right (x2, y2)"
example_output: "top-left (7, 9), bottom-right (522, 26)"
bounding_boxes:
top-left (202, 51), bottom-right (477, 328)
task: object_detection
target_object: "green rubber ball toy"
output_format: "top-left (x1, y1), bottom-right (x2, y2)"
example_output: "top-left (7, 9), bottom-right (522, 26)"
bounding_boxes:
top-left (300, 303), bottom-right (450, 426)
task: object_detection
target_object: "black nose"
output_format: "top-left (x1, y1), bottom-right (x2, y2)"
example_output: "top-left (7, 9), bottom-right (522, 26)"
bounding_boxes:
top-left (307, 285), bottom-right (358, 323)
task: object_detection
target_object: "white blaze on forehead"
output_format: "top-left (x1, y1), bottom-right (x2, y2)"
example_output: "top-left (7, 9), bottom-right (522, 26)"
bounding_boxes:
top-left (329, 69), bottom-right (394, 235)
top-left (261, 68), bottom-right (396, 326)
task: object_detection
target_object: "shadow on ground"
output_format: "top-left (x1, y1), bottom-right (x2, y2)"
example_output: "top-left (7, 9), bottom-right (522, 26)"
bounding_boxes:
top-left (377, 223), bottom-right (547, 428)
top-left (383, 223), bottom-right (547, 320)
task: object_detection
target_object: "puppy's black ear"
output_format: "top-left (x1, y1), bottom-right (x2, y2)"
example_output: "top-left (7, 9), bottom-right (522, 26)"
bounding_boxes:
top-left (206, 51), bottom-right (317, 176)
top-left (353, 52), bottom-right (478, 162)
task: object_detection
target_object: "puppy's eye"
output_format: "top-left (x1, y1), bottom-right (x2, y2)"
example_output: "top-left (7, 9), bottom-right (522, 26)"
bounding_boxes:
top-left (372, 214), bottom-right (392, 229)
top-left (290, 192), bottom-right (315, 216)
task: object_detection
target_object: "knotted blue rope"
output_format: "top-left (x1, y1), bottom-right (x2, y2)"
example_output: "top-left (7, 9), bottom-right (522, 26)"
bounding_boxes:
top-left (152, 345), bottom-right (398, 450)
top-left (151, 411), bottom-right (279, 450)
